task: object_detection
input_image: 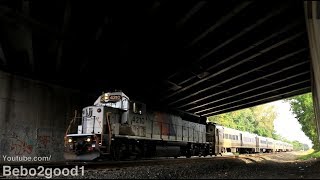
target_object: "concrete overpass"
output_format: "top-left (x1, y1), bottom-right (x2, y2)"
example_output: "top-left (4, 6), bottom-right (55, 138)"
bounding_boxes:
top-left (0, 0), bottom-right (319, 162)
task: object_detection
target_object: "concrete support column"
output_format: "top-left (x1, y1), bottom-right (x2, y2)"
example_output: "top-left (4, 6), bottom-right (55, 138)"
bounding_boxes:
top-left (304, 1), bottom-right (320, 141)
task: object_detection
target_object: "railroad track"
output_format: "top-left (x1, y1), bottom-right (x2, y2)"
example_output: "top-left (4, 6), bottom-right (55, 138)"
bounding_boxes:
top-left (0, 152), bottom-right (282, 172)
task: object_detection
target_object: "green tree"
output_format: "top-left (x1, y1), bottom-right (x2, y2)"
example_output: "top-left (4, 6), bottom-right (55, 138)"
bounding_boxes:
top-left (291, 140), bottom-right (308, 151)
top-left (208, 113), bottom-right (236, 128)
top-left (286, 93), bottom-right (319, 150)
top-left (272, 132), bottom-right (282, 140)
top-left (208, 103), bottom-right (277, 138)
top-left (250, 105), bottom-right (277, 137)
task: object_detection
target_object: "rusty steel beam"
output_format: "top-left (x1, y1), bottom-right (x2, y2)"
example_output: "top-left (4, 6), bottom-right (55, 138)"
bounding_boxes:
top-left (167, 46), bottom-right (306, 107)
top-left (175, 21), bottom-right (302, 87)
top-left (195, 5), bottom-right (287, 64)
top-left (167, 1), bottom-right (253, 80)
top-left (168, 3), bottom-right (286, 81)
top-left (181, 61), bottom-right (309, 110)
top-left (201, 87), bottom-right (311, 117)
top-left (165, 31), bottom-right (305, 103)
top-left (184, 1), bottom-right (253, 49)
top-left (196, 79), bottom-right (310, 115)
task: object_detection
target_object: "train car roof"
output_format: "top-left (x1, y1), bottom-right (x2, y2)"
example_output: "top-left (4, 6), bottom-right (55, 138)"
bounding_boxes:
top-left (241, 131), bottom-right (258, 137)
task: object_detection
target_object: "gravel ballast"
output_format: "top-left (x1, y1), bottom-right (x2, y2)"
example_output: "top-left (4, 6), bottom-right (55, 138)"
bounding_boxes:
top-left (1, 151), bottom-right (319, 179)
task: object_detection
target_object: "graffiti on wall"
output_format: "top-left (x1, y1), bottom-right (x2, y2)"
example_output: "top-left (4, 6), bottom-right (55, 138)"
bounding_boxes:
top-left (36, 127), bottom-right (64, 159)
top-left (0, 125), bottom-right (64, 161)
top-left (37, 135), bottom-right (51, 149)
top-left (3, 125), bottom-right (35, 156)
top-left (9, 132), bottom-right (33, 155)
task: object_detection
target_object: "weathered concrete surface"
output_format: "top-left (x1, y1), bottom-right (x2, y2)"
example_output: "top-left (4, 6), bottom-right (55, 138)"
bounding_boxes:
top-left (304, 1), bottom-right (320, 142)
top-left (0, 70), bottom-right (84, 164)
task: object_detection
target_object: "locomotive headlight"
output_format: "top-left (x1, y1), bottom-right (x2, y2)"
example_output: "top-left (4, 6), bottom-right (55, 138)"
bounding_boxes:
top-left (86, 138), bottom-right (91, 142)
top-left (100, 94), bottom-right (109, 102)
top-left (68, 138), bottom-right (72, 143)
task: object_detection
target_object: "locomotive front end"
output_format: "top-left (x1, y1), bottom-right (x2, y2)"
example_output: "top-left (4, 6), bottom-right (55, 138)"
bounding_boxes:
top-left (63, 105), bottom-right (105, 161)
top-left (63, 91), bottom-right (129, 161)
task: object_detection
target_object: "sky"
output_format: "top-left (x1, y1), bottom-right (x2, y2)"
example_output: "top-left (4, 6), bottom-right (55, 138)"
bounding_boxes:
top-left (270, 100), bottom-right (313, 148)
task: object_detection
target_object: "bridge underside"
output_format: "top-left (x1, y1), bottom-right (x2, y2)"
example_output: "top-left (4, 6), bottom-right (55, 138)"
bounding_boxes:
top-left (0, 0), bottom-right (312, 117)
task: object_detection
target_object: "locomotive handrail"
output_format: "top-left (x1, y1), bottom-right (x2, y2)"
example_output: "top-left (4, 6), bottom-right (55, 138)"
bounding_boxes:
top-left (64, 110), bottom-right (78, 146)
top-left (106, 112), bottom-right (112, 152)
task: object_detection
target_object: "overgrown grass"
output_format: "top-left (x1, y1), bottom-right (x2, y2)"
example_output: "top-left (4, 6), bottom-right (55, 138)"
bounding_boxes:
top-left (298, 149), bottom-right (320, 160)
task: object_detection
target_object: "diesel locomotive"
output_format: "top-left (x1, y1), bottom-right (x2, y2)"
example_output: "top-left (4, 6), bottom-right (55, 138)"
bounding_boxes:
top-left (64, 91), bottom-right (292, 161)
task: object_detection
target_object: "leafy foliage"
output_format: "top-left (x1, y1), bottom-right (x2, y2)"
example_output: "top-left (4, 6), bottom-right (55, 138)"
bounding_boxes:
top-left (208, 104), bottom-right (277, 138)
top-left (286, 93), bottom-right (319, 150)
top-left (291, 140), bottom-right (309, 151)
